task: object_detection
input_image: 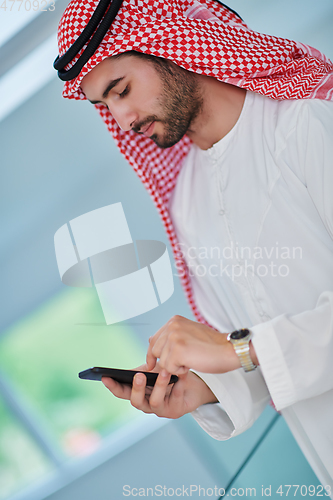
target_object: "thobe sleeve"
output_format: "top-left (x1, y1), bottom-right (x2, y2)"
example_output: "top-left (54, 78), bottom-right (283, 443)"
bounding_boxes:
top-left (251, 99), bottom-right (333, 411)
top-left (191, 369), bottom-right (270, 439)
top-left (191, 99), bottom-right (333, 436)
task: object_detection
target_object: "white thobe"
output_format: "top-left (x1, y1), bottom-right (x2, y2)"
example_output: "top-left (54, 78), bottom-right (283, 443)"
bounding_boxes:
top-left (169, 91), bottom-right (333, 494)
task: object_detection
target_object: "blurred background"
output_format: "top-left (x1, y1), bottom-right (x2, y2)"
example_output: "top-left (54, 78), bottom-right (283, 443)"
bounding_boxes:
top-left (0, 1), bottom-right (332, 499)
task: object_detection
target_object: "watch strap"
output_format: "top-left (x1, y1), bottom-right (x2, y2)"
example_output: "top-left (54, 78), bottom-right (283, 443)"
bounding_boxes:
top-left (228, 329), bottom-right (257, 372)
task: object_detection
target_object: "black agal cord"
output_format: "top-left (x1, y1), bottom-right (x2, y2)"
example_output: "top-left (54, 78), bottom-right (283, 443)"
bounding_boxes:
top-left (53, 0), bottom-right (123, 81)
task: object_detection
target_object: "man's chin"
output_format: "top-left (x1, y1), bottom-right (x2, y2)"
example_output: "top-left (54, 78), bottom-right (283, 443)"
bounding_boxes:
top-left (151, 132), bottom-right (186, 149)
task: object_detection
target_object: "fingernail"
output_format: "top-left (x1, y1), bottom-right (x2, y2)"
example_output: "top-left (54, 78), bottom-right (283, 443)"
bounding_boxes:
top-left (161, 369), bottom-right (168, 378)
top-left (134, 373), bottom-right (144, 385)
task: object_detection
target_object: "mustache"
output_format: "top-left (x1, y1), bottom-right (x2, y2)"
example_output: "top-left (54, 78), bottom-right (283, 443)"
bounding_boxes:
top-left (132, 115), bottom-right (159, 134)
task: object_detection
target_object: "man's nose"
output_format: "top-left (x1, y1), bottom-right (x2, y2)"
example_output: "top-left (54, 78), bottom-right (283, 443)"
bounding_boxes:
top-left (107, 102), bottom-right (138, 131)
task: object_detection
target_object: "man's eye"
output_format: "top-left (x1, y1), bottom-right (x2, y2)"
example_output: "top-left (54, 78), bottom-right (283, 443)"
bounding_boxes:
top-left (119, 85), bottom-right (129, 98)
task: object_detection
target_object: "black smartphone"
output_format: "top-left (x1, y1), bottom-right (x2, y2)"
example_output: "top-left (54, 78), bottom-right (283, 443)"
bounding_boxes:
top-left (78, 367), bottom-right (178, 386)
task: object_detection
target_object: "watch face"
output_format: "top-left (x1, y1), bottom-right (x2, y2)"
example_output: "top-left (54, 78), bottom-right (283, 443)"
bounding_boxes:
top-left (230, 328), bottom-right (250, 340)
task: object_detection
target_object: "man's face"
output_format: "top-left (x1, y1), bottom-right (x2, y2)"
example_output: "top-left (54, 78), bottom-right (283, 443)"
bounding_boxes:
top-left (80, 53), bottom-right (202, 148)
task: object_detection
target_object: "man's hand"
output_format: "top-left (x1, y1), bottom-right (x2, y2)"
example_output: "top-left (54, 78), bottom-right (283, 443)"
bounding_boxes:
top-left (101, 316), bottom-right (259, 420)
top-left (102, 369), bottom-right (217, 419)
top-left (146, 315), bottom-right (242, 375)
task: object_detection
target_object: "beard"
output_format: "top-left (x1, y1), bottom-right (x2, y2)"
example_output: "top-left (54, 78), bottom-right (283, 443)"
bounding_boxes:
top-left (132, 59), bottom-right (203, 148)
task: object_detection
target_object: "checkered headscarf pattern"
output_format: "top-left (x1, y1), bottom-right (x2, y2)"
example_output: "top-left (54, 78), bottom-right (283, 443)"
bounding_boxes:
top-left (58, 0), bottom-right (333, 325)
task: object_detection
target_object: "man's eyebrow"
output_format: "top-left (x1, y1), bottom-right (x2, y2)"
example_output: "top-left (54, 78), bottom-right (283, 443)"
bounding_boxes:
top-left (89, 77), bottom-right (125, 104)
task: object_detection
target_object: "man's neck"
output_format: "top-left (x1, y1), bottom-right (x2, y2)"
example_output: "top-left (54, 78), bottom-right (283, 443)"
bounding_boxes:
top-left (186, 75), bottom-right (246, 150)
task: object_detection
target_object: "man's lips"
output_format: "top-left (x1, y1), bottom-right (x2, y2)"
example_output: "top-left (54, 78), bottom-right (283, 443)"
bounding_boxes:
top-left (140, 121), bottom-right (155, 137)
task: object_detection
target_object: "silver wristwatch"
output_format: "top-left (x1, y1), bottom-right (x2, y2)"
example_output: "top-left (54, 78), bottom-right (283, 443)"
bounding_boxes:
top-left (227, 328), bottom-right (257, 372)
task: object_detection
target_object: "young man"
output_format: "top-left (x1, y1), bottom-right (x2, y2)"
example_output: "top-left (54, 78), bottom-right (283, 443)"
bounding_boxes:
top-left (55, 0), bottom-right (333, 493)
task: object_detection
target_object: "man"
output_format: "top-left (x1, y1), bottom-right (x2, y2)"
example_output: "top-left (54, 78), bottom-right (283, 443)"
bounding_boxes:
top-left (55, 0), bottom-right (333, 493)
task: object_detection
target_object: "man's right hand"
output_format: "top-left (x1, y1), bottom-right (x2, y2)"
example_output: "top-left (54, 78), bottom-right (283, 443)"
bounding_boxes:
top-left (102, 369), bottom-right (217, 419)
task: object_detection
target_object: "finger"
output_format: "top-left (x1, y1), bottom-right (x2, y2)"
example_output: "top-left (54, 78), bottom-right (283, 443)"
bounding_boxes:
top-left (147, 328), bottom-right (173, 370)
top-left (146, 335), bottom-right (160, 370)
top-left (148, 370), bottom-right (171, 410)
top-left (166, 376), bottom-right (188, 418)
top-left (171, 365), bottom-right (189, 376)
top-left (101, 376), bottom-right (132, 400)
top-left (159, 345), bottom-right (190, 375)
top-left (146, 322), bottom-right (170, 370)
top-left (130, 373), bottom-right (153, 413)
top-left (145, 348), bottom-right (157, 371)
top-left (155, 337), bottom-right (182, 376)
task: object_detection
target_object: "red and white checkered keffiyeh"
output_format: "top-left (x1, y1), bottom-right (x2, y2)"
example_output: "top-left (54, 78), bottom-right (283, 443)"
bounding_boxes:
top-left (58, 0), bottom-right (333, 325)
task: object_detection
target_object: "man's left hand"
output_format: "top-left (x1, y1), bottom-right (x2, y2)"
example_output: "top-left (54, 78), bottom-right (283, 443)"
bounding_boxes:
top-left (146, 315), bottom-right (241, 376)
